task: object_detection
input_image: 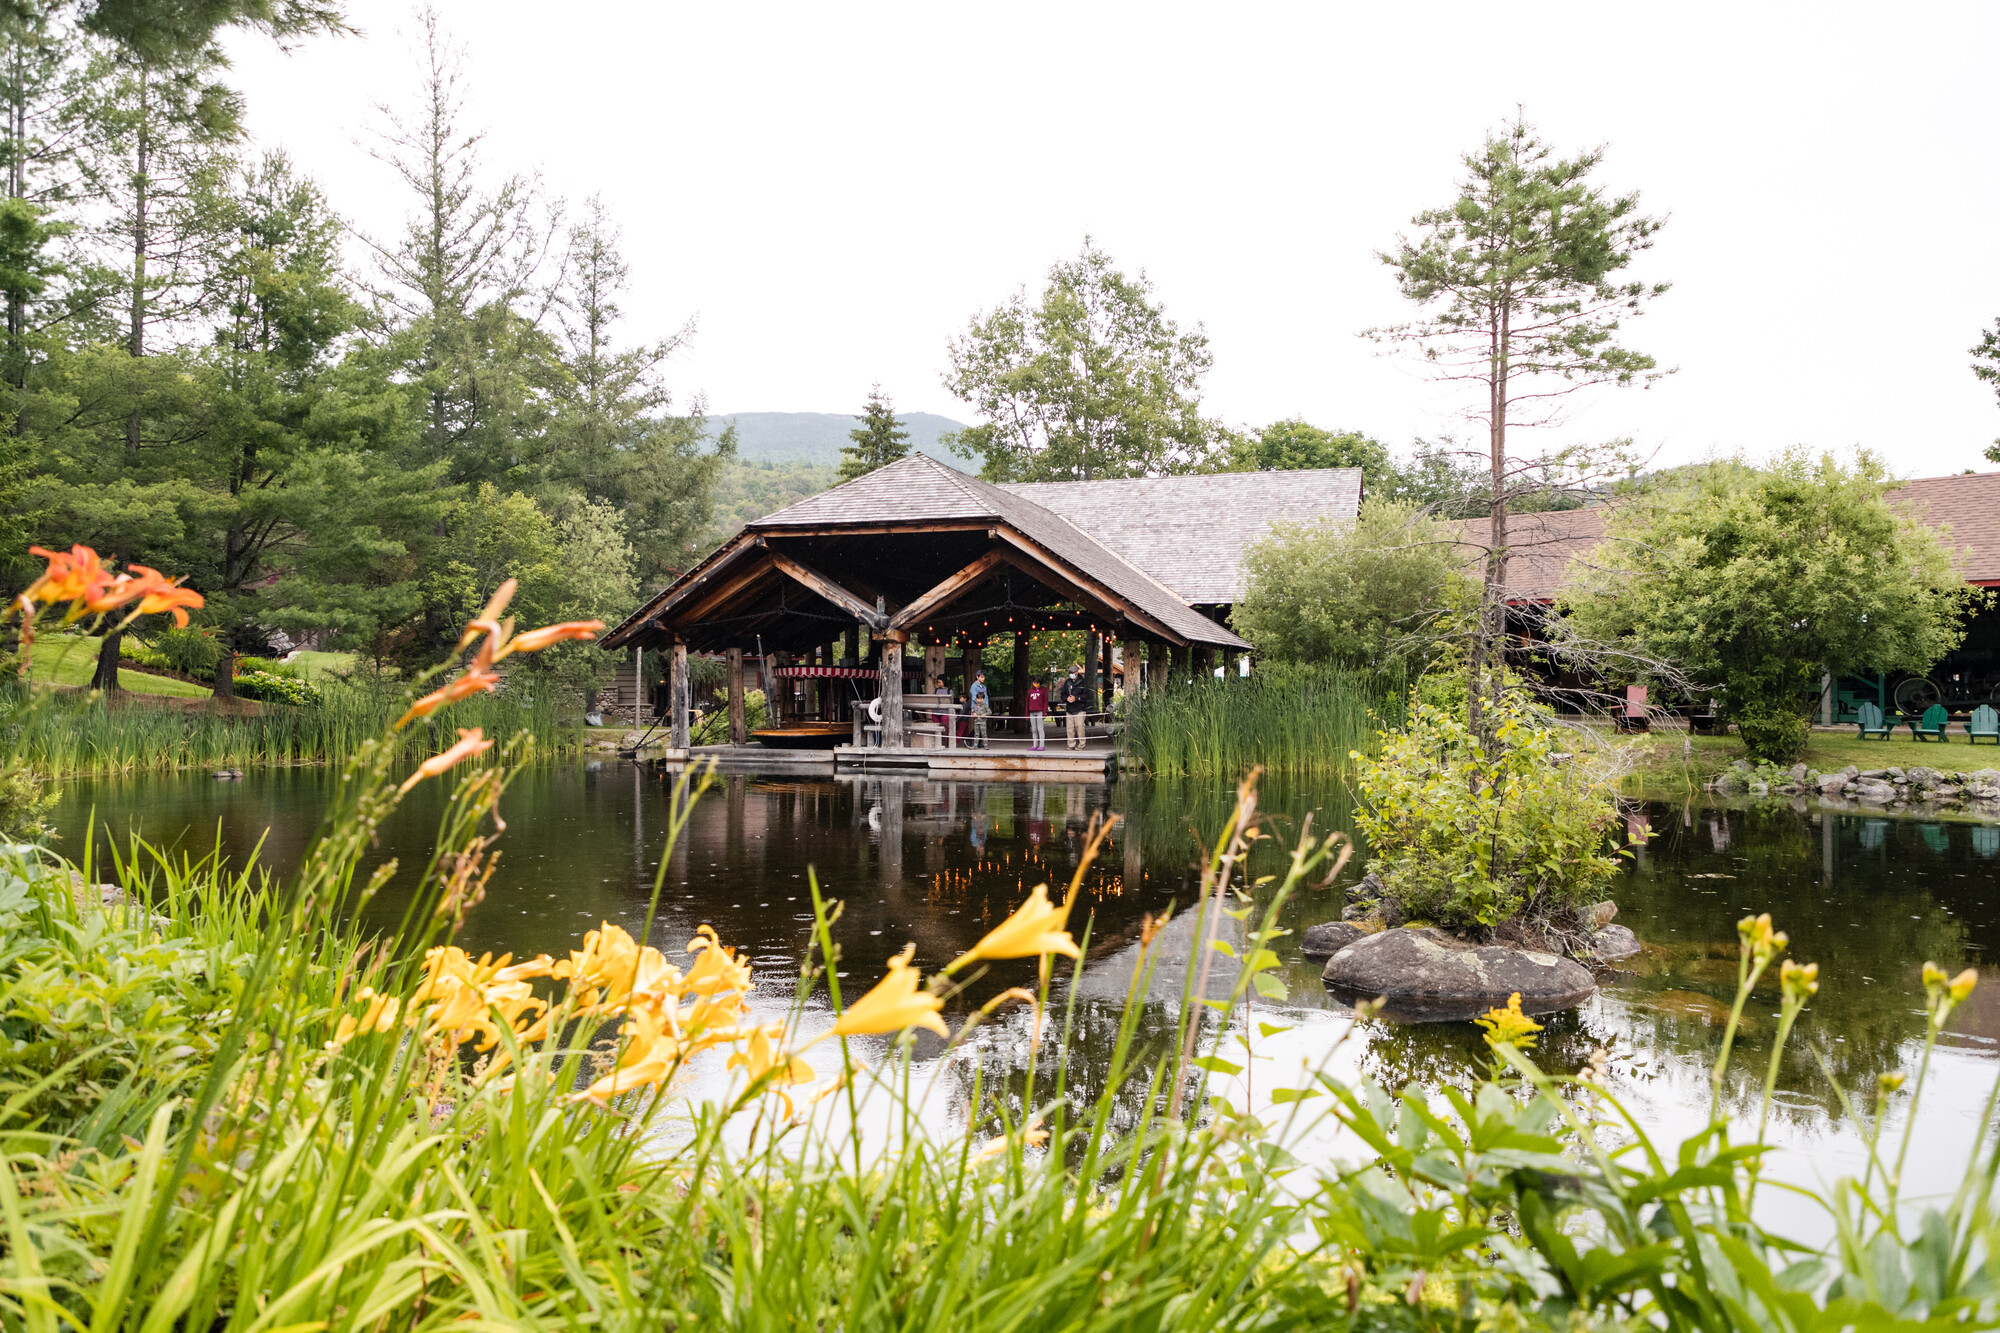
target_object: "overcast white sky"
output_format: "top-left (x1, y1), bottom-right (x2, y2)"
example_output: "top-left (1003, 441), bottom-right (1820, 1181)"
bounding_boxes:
top-left (224, 1), bottom-right (2000, 478)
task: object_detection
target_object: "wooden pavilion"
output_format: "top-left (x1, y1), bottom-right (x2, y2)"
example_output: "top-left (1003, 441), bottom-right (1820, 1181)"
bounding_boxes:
top-left (598, 455), bottom-right (1361, 761)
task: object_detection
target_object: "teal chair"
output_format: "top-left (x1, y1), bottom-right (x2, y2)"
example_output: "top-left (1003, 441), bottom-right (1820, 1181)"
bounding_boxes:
top-left (1856, 701), bottom-right (1892, 739)
top-left (1970, 704), bottom-right (2000, 745)
top-left (1911, 703), bottom-right (1951, 742)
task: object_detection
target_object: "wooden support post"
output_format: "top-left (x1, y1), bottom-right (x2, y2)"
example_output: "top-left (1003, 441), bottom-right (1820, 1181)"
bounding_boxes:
top-left (1083, 631), bottom-right (1100, 714)
top-left (1121, 638), bottom-right (1145, 707)
top-left (727, 647), bottom-right (746, 744)
top-left (1100, 634), bottom-right (1113, 709)
top-left (842, 625), bottom-right (858, 666)
top-left (925, 644), bottom-right (947, 696)
top-left (669, 640), bottom-right (690, 750)
top-left (1192, 645), bottom-right (1213, 682)
top-left (1011, 631), bottom-right (1030, 732)
top-left (880, 631), bottom-right (907, 747)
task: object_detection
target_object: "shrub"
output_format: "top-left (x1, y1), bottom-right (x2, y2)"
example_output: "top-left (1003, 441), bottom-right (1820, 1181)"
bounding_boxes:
top-left (1352, 694), bottom-right (1621, 932)
top-left (230, 668), bottom-right (322, 707)
top-left (1733, 702), bottom-right (1809, 763)
top-left (149, 625), bottom-right (224, 678)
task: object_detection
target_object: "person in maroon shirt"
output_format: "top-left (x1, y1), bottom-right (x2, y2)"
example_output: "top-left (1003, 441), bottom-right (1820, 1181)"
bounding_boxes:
top-left (1024, 677), bottom-right (1049, 751)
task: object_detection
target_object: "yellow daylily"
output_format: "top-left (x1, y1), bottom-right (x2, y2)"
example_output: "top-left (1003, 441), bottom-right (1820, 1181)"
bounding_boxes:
top-left (832, 945), bottom-right (948, 1039)
top-left (728, 1025), bottom-right (816, 1114)
top-left (947, 883), bottom-right (1079, 972)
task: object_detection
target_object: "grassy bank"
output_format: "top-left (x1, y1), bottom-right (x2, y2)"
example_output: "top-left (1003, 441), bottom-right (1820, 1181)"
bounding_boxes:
top-left (0, 743), bottom-right (1991, 1329)
top-left (1615, 726), bottom-right (2000, 797)
top-left (1123, 664), bottom-right (1400, 777)
top-left (26, 633), bottom-right (213, 698)
top-left (0, 681), bottom-right (573, 779)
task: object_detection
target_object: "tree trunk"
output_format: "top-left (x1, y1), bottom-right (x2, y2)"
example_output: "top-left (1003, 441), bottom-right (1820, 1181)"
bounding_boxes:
top-left (212, 651), bottom-right (235, 701)
top-left (668, 640), bottom-right (690, 750)
top-left (125, 64), bottom-right (149, 455)
top-left (1470, 298), bottom-right (1513, 756)
top-left (91, 629), bottom-right (121, 693)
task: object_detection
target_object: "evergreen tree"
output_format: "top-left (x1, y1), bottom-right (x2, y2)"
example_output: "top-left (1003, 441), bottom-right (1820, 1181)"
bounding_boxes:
top-left (1370, 114), bottom-right (1669, 747)
top-left (838, 385), bottom-right (909, 482)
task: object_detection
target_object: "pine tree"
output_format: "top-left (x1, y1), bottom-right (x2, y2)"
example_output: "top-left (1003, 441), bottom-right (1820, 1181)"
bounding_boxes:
top-left (839, 385), bottom-right (909, 482)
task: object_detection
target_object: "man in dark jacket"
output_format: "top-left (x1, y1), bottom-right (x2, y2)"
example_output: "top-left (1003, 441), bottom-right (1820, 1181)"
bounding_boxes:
top-left (1061, 663), bottom-right (1088, 750)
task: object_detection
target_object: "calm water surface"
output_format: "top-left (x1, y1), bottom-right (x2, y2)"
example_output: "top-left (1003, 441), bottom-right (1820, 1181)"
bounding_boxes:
top-left (49, 763), bottom-right (2000, 1236)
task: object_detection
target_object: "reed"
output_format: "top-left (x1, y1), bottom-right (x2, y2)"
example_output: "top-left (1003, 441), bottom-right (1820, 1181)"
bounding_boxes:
top-left (1121, 662), bottom-right (1402, 777)
top-left (0, 679), bottom-right (573, 779)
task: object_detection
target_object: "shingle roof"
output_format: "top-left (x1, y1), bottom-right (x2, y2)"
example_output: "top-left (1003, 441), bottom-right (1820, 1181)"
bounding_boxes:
top-left (749, 455), bottom-right (1248, 648)
top-left (1888, 472), bottom-right (2000, 583)
top-left (1458, 507), bottom-right (1614, 603)
top-left (1002, 468), bottom-right (1364, 604)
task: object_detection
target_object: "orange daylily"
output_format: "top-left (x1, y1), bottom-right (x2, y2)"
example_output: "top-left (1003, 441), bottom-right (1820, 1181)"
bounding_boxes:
top-left (395, 667), bottom-right (501, 730)
top-left (947, 883), bottom-right (1078, 971)
top-left (504, 620), bottom-right (604, 655)
top-left (137, 579), bottom-right (204, 627)
top-left (457, 578), bottom-right (517, 650)
top-left (397, 728), bottom-right (494, 795)
top-left (23, 545), bottom-right (110, 606)
top-left (831, 945), bottom-right (948, 1039)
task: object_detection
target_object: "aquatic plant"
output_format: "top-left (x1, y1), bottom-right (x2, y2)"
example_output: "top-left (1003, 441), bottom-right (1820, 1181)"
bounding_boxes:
top-left (1351, 693), bottom-right (1623, 933)
top-left (1122, 661), bottom-right (1399, 777)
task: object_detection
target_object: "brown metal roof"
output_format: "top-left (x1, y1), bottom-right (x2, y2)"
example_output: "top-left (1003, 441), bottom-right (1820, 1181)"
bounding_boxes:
top-left (1887, 471), bottom-right (2000, 583)
top-left (1002, 468), bottom-right (1364, 604)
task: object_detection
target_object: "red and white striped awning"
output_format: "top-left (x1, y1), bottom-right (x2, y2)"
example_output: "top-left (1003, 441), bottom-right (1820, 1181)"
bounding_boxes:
top-left (774, 666), bottom-right (918, 679)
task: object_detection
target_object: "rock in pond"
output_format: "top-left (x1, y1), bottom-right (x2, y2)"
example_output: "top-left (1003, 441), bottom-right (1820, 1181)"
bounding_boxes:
top-left (1591, 924), bottom-right (1641, 962)
top-left (1321, 926), bottom-right (1596, 1021)
top-left (1300, 921), bottom-right (1368, 959)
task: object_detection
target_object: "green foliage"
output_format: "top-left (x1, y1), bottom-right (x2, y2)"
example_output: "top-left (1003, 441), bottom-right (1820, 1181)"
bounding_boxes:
top-left (1731, 703), bottom-right (1809, 764)
top-left (1565, 449), bottom-right (1979, 762)
top-left (942, 237), bottom-right (1226, 481)
top-left (230, 666), bottom-right (319, 706)
top-left (1123, 662), bottom-right (1399, 777)
top-left (837, 384), bottom-right (911, 482)
top-left (1233, 497), bottom-right (1471, 670)
top-left (1354, 696), bottom-right (1621, 930)
top-left (1973, 317), bottom-right (2000, 465)
top-left (1225, 418), bottom-right (1391, 479)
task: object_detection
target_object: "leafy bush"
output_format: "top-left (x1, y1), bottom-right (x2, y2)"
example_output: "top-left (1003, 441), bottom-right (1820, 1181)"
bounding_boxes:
top-left (148, 626), bottom-right (224, 678)
top-left (1732, 701), bottom-right (1809, 763)
top-left (230, 668), bottom-right (322, 707)
top-left (236, 654), bottom-right (301, 678)
top-left (1352, 694), bottom-right (1621, 931)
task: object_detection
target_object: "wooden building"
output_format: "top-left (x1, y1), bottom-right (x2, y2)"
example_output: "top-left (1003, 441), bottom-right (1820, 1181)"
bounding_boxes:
top-left (598, 455), bottom-right (1361, 754)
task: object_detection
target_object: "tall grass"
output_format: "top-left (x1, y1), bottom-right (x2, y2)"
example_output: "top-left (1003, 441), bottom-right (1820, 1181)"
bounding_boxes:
top-left (0, 679), bottom-right (572, 779)
top-left (1122, 662), bottom-right (1402, 777)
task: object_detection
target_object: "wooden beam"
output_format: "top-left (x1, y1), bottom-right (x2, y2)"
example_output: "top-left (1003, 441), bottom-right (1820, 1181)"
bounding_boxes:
top-left (753, 522), bottom-right (990, 538)
top-left (886, 549), bottom-right (1009, 632)
top-left (986, 527), bottom-right (1195, 646)
top-left (768, 551), bottom-right (889, 630)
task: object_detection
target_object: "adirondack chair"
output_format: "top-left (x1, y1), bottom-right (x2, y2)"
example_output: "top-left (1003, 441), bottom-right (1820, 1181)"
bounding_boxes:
top-left (1970, 704), bottom-right (2000, 745)
top-left (1855, 702), bottom-right (1892, 739)
top-left (1911, 703), bottom-right (1951, 742)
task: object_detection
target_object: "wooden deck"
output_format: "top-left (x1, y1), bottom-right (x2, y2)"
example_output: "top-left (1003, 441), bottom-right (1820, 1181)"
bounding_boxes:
top-left (656, 740), bottom-right (1119, 780)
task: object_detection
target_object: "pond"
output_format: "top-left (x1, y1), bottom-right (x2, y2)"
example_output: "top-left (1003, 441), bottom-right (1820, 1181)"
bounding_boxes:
top-left (49, 762), bottom-right (2000, 1238)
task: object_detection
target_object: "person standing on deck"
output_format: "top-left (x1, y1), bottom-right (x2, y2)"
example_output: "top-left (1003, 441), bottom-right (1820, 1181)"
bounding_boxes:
top-left (1024, 676), bottom-right (1049, 751)
top-left (969, 670), bottom-right (991, 749)
top-left (1061, 664), bottom-right (1088, 750)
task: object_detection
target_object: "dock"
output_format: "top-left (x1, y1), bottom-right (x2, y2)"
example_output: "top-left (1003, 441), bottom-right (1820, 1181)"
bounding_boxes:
top-left (667, 738), bottom-right (1120, 780)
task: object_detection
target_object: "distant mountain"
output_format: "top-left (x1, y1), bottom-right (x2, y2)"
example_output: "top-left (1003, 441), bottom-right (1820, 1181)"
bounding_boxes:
top-left (703, 410), bottom-right (971, 467)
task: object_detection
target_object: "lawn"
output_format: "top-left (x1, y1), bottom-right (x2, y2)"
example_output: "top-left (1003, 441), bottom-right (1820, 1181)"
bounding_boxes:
top-left (1613, 724), bottom-right (2000, 794)
top-left (283, 649), bottom-right (361, 680)
top-left (29, 634), bottom-right (212, 699)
